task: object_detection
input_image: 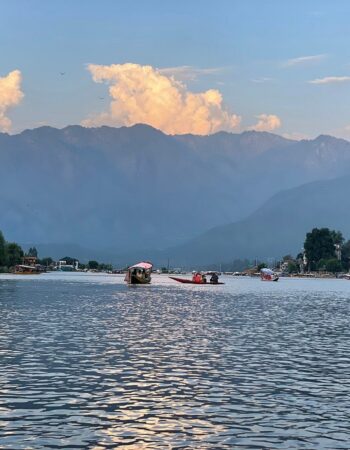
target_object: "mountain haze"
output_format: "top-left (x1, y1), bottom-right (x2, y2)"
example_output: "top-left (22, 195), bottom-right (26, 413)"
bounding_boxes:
top-left (164, 175), bottom-right (350, 266)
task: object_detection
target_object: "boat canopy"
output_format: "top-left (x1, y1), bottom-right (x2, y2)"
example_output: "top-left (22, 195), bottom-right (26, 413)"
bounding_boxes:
top-left (128, 262), bottom-right (153, 270)
top-left (260, 268), bottom-right (274, 275)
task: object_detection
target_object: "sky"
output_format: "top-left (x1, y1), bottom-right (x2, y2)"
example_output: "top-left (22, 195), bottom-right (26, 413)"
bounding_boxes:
top-left (2, 0), bottom-right (350, 138)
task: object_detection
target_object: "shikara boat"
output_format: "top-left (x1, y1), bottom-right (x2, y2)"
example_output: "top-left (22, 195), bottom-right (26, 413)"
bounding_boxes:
top-left (260, 268), bottom-right (279, 281)
top-left (14, 264), bottom-right (41, 275)
top-left (125, 261), bottom-right (153, 284)
top-left (169, 276), bottom-right (224, 285)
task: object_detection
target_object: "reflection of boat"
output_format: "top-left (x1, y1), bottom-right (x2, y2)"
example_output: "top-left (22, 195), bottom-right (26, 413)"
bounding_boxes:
top-left (125, 262), bottom-right (153, 284)
top-left (14, 265), bottom-right (41, 275)
top-left (169, 276), bottom-right (224, 285)
top-left (260, 268), bottom-right (279, 281)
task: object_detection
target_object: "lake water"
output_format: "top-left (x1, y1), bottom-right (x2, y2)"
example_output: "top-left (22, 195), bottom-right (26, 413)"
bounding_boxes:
top-left (1, 273), bottom-right (350, 449)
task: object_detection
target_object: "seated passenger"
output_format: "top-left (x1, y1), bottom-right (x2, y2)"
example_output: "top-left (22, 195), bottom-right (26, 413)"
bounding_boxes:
top-left (210, 272), bottom-right (219, 284)
top-left (194, 272), bottom-right (202, 283)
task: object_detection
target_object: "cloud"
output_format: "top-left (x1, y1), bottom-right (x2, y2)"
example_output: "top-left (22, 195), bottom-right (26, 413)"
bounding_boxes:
top-left (249, 114), bottom-right (281, 132)
top-left (0, 70), bottom-right (23, 132)
top-left (251, 77), bottom-right (274, 84)
top-left (284, 54), bottom-right (327, 67)
top-left (159, 65), bottom-right (224, 81)
top-left (309, 76), bottom-right (350, 85)
top-left (82, 63), bottom-right (240, 135)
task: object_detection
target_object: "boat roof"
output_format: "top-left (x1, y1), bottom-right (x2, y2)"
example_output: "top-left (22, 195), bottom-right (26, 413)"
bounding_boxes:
top-left (129, 261), bottom-right (153, 270)
top-left (261, 268), bottom-right (274, 274)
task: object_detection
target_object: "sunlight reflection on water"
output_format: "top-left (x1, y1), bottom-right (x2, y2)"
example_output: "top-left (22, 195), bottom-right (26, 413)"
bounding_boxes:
top-left (0, 273), bottom-right (350, 448)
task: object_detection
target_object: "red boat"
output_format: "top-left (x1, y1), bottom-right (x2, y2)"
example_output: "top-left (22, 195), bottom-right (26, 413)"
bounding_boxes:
top-left (169, 276), bottom-right (224, 285)
top-left (260, 268), bottom-right (279, 281)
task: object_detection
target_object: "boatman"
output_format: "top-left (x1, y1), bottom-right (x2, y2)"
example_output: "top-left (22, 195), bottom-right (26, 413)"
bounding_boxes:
top-left (210, 272), bottom-right (219, 284)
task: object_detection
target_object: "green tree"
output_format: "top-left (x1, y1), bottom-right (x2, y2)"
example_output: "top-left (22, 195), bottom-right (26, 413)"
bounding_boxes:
top-left (88, 260), bottom-right (99, 270)
top-left (325, 258), bottom-right (343, 274)
top-left (316, 258), bottom-right (328, 271)
top-left (27, 247), bottom-right (38, 257)
top-left (341, 240), bottom-right (350, 271)
top-left (304, 228), bottom-right (336, 269)
top-left (60, 256), bottom-right (76, 265)
top-left (39, 257), bottom-right (53, 267)
top-left (6, 242), bottom-right (24, 267)
top-left (257, 262), bottom-right (267, 271)
top-left (0, 231), bottom-right (7, 267)
top-left (330, 230), bottom-right (344, 245)
top-left (287, 261), bottom-right (299, 273)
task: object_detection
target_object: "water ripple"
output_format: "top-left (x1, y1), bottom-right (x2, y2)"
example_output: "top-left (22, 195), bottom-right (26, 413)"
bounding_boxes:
top-left (0, 275), bottom-right (350, 448)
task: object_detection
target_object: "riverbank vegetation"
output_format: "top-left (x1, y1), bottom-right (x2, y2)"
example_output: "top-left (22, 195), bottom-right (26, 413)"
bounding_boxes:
top-left (0, 231), bottom-right (24, 272)
top-left (1, 227), bottom-right (350, 275)
top-left (0, 230), bottom-right (113, 273)
top-left (207, 227), bottom-right (350, 275)
top-left (265, 228), bottom-right (350, 275)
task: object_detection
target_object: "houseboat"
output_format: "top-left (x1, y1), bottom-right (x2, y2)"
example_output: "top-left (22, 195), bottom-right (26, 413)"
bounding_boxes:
top-left (124, 261), bottom-right (153, 284)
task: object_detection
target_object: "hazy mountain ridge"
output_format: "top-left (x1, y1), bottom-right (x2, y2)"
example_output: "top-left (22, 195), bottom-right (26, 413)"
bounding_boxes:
top-left (163, 174), bottom-right (350, 266)
top-left (1, 124), bottom-right (350, 261)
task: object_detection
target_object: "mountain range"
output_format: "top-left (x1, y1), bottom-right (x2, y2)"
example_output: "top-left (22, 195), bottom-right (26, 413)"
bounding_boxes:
top-left (1, 124), bottom-right (350, 265)
top-left (159, 175), bottom-right (350, 267)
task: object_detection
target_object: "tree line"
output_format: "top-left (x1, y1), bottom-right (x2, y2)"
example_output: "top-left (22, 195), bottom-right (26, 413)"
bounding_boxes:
top-left (59, 256), bottom-right (113, 272)
top-left (0, 231), bottom-right (24, 272)
top-left (211, 227), bottom-right (350, 275)
top-left (0, 230), bottom-right (113, 272)
top-left (281, 227), bottom-right (350, 274)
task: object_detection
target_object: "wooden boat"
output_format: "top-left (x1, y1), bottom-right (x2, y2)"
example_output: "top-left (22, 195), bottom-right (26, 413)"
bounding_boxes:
top-left (169, 276), bottom-right (224, 285)
top-left (260, 268), bottom-right (279, 281)
top-left (125, 261), bottom-right (153, 284)
top-left (14, 264), bottom-right (41, 275)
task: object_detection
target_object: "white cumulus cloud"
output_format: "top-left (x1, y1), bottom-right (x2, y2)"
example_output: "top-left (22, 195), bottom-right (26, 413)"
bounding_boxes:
top-left (82, 63), bottom-right (241, 135)
top-left (249, 114), bottom-right (281, 132)
top-left (0, 70), bottom-right (24, 132)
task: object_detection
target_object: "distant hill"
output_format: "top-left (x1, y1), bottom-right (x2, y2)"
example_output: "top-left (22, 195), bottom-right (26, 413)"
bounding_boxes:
top-left (1, 124), bottom-right (350, 259)
top-left (163, 175), bottom-right (350, 266)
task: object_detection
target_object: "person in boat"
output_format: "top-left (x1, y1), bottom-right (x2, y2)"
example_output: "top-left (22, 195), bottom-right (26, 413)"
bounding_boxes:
top-left (130, 268), bottom-right (138, 283)
top-left (202, 274), bottom-right (207, 283)
top-left (210, 272), bottom-right (219, 284)
top-left (192, 272), bottom-right (203, 283)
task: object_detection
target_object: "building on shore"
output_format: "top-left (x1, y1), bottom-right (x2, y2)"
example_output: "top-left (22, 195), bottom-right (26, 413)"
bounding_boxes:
top-left (58, 260), bottom-right (79, 271)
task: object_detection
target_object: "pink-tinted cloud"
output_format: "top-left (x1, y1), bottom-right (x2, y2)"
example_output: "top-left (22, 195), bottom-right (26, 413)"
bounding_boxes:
top-left (82, 63), bottom-right (240, 135)
top-left (0, 70), bottom-right (23, 132)
top-left (249, 114), bottom-right (281, 132)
